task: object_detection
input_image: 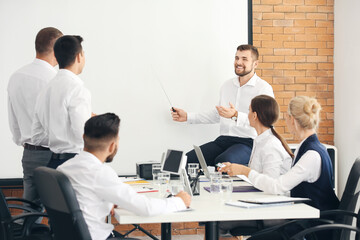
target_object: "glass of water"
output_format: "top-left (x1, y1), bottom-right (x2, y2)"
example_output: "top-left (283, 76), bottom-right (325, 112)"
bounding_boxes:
top-left (210, 172), bottom-right (222, 194)
top-left (152, 164), bottom-right (162, 185)
top-left (221, 176), bottom-right (233, 203)
top-left (188, 163), bottom-right (199, 179)
top-left (158, 172), bottom-right (170, 197)
top-left (170, 181), bottom-right (184, 195)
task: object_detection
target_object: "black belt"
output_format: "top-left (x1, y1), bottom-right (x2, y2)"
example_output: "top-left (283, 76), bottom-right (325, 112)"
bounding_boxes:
top-left (51, 153), bottom-right (76, 160)
top-left (24, 143), bottom-right (50, 151)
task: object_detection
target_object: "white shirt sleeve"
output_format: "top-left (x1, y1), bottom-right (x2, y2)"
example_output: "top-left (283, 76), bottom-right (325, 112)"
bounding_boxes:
top-left (7, 95), bottom-right (21, 146)
top-left (249, 150), bottom-right (321, 195)
top-left (94, 167), bottom-right (186, 216)
top-left (187, 108), bottom-right (220, 124)
top-left (68, 87), bottom-right (92, 147)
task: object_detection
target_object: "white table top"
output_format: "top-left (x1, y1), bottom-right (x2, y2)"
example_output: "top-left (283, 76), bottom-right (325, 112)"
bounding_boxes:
top-left (114, 180), bottom-right (319, 224)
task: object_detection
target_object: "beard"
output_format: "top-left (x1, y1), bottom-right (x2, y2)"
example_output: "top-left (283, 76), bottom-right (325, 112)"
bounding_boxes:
top-left (235, 64), bottom-right (254, 77)
top-left (105, 145), bottom-right (118, 163)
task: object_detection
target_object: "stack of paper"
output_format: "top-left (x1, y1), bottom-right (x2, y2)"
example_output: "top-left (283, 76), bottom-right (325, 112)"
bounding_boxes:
top-left (226, 196), bottom-right (310, 209)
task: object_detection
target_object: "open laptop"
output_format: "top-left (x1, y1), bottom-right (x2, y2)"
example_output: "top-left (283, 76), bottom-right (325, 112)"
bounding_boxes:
top-left (193, 145), bottom-right (240, 181)
top-left (193, 145), bottom-right (212, 179)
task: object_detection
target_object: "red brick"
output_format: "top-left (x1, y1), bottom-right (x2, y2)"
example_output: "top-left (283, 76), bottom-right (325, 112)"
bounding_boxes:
top-left (295, 34), bottom-right (317, 42)
top-left (305, 27), bottom-right (327, 34)
top-left (318, 48), bottom-right (333, 55)
top-left (274, 63), bottom-right (296, 69)
top-left (262, 69), bottom-right (284, 76)
top-left (262, 26), bottom-right (284, 34)
top-left (274, 5), bottom-right (295, 12)
top-left (254, 19), bottom-right (273, 26)
top-left (258, 62), bottom-right (274, 69)
top-left (254, 34), bottom-right (273, 41)
top-left (285, 84), bottom-right (306, 91)
top-left (274, 48), bottom-right (295, 55)
top-left (296, 63), bottom-right (317, 70)
top-left (305, 0), bottom-right (326, 4)
top-left (317, 77), bottom-right (333, 84)
top-left (306, 13), bottom-right (328, 20)
top-left (253, 5), bottom-right (274, 13)
top-left (294, 19), bottom-right (316, 27)
top-left (257, 48), bottom-right (274, 55)
top-left (272, 84), bottom-right (285, 91)
top-left (284, 70), bottom-right (306, 77)
top-left (283, 0), bottom-right (304, 4)
top-left (306, 70), bottom-right (331, 77)
top-left (285, 56), bottom-right (306, 62)
top-left (295, 91), bottom-right (317, 97)
top-left (273, 77), bottom-right (295, 84)
top-left (261, 0), bottom-right (283, 4)
top-left (273, 20), bottom-right (294, 26)
top-left (263, 13), bottom-right (285, 19)
top-left (306, 56), bottom-right (328, 62)
top-left (296, 5), bottom-right (318, 12)
top-left (295, 77), bottom-right (317, 83)
top-left (284, 27), bottom-right (304, 34)
top-left (275, 91), bottom-right (296, 98)
top-left (263, 56), bottom-right (285, 62)
top-left (305, 41), bottom-right (327, 48)
top-left (262, 41), bottom-right (284, 48)
top-left (318, 63), bottom-right (333, 70)
top-left (285, 13), bottom-right (305, 19)
top-left (306, 84), bottom-right (328, 91)
top-left (284, 41), bottom-right (306, 48)
top-left (273, 34), bottom-right (294, 41)
top-left (296, 48), bottom-right (317, 55)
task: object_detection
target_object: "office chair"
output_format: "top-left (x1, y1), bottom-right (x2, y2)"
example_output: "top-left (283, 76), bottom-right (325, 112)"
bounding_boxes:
top-left (244, 157), bottom-right (360, 240)
top-left (0, 188), bottom-right (51, 240)
top-left (33, 167), bottom-right (139, 240)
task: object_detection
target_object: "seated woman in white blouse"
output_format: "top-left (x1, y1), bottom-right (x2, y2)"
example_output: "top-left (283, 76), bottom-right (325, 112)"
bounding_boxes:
top-left (245, 95), bottom-right (292, 178)
top-left (219, 96), bottom-right (339, 240)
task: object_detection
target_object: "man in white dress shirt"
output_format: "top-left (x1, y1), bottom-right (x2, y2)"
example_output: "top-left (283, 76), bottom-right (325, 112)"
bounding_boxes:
top-left (171, 45), bottom-right (274, 166)
top-left (32, 35), bottom-right (91, 169)
top-left (58, 113), bottom-right (191, 240)
top-left (7, 27), bottom-right (63, 203)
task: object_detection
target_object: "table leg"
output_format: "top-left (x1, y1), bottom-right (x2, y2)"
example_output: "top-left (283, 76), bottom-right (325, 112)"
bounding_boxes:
top-left (161, 222), bottom-right (172, 240)
top-left (205, 221), bottom-right (219, 240)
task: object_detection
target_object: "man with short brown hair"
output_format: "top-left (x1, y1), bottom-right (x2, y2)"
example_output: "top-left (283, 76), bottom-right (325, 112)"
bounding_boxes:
top-left (7, 27), bottom-right (63, 204)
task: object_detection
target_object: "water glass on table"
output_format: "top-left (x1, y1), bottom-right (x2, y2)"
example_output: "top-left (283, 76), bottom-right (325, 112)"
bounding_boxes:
top-left (170, 181), bottom-right (184, 196)
top-left (210, 172), bottom-right (222, 194)
top-left (220, 176), bottom-right (233, 203)
top-left (158, 172), bottom-right (170, 197)
top-left (152, 164), bottom-right (162, 185)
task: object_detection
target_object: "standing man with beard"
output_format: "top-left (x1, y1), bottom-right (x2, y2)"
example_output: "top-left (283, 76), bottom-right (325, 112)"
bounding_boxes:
top-left (171, 45), bottom-right (274, 166)
top-left (57, 113), bottom-right (191, 240)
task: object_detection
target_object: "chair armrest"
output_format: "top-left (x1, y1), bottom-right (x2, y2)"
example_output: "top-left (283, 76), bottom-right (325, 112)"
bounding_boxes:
top-left (290, 224), bottom-right (360, 240)
top-left (320, 209), bottom-right (358, 219)
top-left (6, 197), bottom-right (43, 210)
top-left (6, 212), bottom-right (49, 223)
top-left (7, 204), bottom-right (41, 213)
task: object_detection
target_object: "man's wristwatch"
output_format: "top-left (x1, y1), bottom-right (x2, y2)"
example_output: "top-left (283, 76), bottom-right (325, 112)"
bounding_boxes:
top-left (231, 111), bottom-right (238, 121)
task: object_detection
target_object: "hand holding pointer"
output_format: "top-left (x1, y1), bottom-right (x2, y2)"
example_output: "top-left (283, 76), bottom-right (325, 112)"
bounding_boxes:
top-left (171, 107), bottom-right (187, 122)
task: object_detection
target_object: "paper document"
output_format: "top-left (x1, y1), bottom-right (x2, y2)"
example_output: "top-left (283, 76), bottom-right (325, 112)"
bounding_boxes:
top-left (236, 175), bottom-right (253, 185)
top-left (226, 201), bottom-right (292, 209)
top-left (238, 196), bottom-right (311, 204)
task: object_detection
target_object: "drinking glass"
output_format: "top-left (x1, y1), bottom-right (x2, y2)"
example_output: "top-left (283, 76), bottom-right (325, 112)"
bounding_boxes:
top-left (158, 172), bottom-right (170, 197)
top-left (152, 164), bottom-right (162, 185)
top-left (170, 181), bottom-right (184, 195)
top-left (210, 172), bottom-right (222, 194)
top-left (220, 176), bottom-right (233, 203)
top-left (188, 163), bottom-right (199, 179)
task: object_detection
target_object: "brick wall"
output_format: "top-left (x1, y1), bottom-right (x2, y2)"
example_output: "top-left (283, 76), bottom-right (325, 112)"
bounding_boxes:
top-left (253, 0), bottom-right (334, 144)
top-left (3, 0), bottom-right (335, 237)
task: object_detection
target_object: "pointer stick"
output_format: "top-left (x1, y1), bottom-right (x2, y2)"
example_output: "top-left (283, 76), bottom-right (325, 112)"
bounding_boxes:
top-left (152, 68), bottom-right (176, 112)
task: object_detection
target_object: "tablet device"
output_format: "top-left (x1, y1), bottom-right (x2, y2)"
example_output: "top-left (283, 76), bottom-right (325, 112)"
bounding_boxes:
top-left (161, 149), bottom-right (186, 175)
top-left (180, 169), bottom-right (193, 197)
top-left (193, 145), bottom-right (211, 179)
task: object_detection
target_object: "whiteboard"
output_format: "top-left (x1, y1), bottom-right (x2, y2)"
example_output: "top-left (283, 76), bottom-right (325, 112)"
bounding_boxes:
top-left (0, 0), bottom-right (249, 178)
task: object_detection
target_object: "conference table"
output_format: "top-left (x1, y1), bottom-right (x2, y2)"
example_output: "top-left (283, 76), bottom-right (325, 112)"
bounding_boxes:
top-left (114, 180), bottom-right (319, 240)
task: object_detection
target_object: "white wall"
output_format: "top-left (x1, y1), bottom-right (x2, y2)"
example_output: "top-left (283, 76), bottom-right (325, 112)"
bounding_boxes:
top-left (0, 0), bottom-right (249, 177)
top-left (334, 0), bottom-right (360, 196)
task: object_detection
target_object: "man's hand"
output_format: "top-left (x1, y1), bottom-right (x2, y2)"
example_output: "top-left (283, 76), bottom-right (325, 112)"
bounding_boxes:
top-left (110, 204), bottom-right (118, 216)
top-left (218, 162), bottom-right (251, 177)
top-left (216, 102), bottom-right (237, 119)
top-left (175, 191), bottom-right (191, 208)
top-left (171, 107), bottom-right (187, 122)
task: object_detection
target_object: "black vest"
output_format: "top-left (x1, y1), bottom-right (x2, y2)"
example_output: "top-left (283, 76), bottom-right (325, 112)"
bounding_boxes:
top-left (291, 134), bottom-right (339, 211)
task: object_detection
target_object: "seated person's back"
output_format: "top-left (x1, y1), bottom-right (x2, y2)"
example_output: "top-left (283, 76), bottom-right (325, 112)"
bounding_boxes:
top-left (58, 113), bottom-right (191, 240)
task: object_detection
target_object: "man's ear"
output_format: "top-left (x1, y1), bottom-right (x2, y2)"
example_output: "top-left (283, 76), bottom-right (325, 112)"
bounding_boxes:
top-left (108, 140), bottom-right (116, 153)
top-left (253, 60), bottom-right (259, 69)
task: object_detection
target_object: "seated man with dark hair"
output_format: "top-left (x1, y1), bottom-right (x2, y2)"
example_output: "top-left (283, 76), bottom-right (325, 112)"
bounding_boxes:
top-left (57, 113), bottom-right (191, 240)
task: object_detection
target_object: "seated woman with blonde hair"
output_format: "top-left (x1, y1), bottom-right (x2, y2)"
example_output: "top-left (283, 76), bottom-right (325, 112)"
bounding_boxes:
top-left (219, 96), bottom-right (339, 240)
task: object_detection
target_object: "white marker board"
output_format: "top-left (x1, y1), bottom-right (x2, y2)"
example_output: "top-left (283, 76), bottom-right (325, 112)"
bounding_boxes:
top-left (0, 0), bottom-right (250, 178)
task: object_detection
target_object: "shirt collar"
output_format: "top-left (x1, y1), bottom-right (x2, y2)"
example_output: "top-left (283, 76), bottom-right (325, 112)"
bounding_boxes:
top-left (58, 69), bottom-right (83, 83)
top-left (79, 150), bottom-right (103, 165)
top-left (33, 58), bottom-right (56, 72)
top-left (232, 73), bottom-right (258, 88)
top-left (254, 128), bottom-right (272, 144)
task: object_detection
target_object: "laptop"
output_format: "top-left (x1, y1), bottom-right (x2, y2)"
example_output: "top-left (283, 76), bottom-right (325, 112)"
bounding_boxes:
top-left (193, 145), bottom-right (212, 179)
top-left (193, 145), bottom-right (240, 181)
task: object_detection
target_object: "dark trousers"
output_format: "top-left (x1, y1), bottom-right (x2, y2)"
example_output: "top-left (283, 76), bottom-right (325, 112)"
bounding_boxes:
top-left (187, 135), bottom-right (253, 166)
top-left (47, 153), bottom-right (77, 169)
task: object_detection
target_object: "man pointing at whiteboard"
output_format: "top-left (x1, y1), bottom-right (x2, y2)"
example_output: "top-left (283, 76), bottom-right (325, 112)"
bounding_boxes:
top-left (171, 44), bottom-right (274, 166)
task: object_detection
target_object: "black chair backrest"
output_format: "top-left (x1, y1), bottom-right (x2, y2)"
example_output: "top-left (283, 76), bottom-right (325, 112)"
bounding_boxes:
top-left (336, 158), bottom-right (360, 239)
top-left (34, 167), bottom-right (92, 240)
top-left (0, 189), bottom-right (11, 240)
